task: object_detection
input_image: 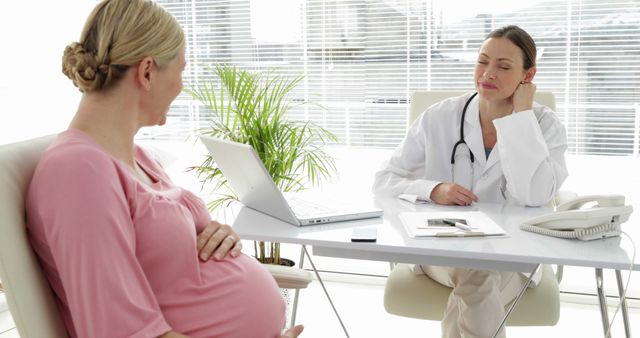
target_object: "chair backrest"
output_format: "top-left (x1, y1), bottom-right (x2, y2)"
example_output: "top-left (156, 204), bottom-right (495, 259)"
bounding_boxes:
top-left (0, 135), bottom-right (69, 337)
top-left (408, 90), bottom-right (556, 125)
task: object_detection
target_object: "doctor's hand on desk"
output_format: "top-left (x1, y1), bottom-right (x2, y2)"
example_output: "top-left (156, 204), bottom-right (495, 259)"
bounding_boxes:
top-left (431, 183), bottom-right (479, 206)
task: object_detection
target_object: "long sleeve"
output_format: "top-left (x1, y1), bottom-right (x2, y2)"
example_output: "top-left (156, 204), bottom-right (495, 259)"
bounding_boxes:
top-left (372, 111), bottom-right (441, 201)
top-left (493, 107), bottom-right (568, 207)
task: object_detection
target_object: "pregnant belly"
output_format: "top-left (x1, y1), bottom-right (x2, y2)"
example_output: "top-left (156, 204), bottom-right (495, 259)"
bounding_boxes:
top-left (163, 254), bottom-right (286, 338)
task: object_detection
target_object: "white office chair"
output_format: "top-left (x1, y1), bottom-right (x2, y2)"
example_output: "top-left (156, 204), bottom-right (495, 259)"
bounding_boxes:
top-left (384, 91), bottom-right (564, 328)
top-left (0, 135), bottom-right (68, 338)
top-left (407, 90), bottom-right (556, 126)
top-left (385, 264), bottom-right (562, 325)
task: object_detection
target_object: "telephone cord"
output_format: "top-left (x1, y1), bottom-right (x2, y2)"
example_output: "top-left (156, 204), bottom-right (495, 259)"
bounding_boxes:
top-left (519, 222), bottom-right (618, 239)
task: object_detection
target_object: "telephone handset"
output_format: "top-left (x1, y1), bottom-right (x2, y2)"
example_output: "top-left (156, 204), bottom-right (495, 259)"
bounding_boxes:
top-left (520, 195), bottom-right (633, 241)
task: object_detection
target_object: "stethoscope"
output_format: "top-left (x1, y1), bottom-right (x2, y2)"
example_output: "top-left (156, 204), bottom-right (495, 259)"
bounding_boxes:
top-left (450, 92), bottom-right (478, 165)
top-left (449, 92), bottom-right (508, 199)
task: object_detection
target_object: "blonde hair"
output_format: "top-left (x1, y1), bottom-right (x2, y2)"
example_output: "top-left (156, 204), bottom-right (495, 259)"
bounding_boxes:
top-left (62, 0), bottom-right (184, 92)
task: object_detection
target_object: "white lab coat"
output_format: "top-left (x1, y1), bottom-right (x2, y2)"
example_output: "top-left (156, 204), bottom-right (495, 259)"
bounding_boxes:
top-left (373, 92), bottom-right (568, 207)
top-left (373, 92), bottom-right (569, 291)
top-left (374, 92), bottom-right (568, 336)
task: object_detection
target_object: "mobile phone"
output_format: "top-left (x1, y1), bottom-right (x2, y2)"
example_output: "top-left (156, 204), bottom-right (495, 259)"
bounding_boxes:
top-left (351, 227), bottom-right (377, 242)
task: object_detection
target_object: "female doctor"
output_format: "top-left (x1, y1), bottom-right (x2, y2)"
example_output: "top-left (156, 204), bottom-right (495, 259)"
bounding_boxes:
top-left (373, 26), bottom-right (568, 338)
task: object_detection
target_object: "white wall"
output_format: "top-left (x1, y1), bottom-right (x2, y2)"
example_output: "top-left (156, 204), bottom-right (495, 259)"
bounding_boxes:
top-left (0, 1), bottom-right (94, 144)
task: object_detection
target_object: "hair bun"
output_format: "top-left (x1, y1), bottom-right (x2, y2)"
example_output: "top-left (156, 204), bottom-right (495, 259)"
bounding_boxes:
top-left (62, 42), bottom-right (106, 92)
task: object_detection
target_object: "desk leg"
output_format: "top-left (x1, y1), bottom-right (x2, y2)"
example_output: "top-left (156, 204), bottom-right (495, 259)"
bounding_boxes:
top-left (302, 246), bottom-right (350, 338)
top-left (492, 264), bottom-right (541, 338)
top-left (615, 270), bottom-right (631, 338)
top-left (289, 247), bottom-right (307, 327)
top-left (596, 268), bottom-right (612, 338)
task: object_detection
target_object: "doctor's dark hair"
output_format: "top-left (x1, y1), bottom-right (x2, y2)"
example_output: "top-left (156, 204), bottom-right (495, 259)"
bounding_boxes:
top-left (61, 0), bottom-right (184, 93)
top-left (485, 25), bottom-right (536, 70)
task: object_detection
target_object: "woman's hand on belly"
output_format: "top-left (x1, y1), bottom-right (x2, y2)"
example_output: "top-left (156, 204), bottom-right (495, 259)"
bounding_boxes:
top-left (196, 220), bottom-right (243, 261)
top-left (280, 325), bottom-right (304, 338)
top-left (158, 330), bottom-right (190, 338)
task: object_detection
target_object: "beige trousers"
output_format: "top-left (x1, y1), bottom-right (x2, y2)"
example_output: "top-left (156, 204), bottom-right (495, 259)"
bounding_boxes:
top-left (421, 266), bottom-right (527, 338)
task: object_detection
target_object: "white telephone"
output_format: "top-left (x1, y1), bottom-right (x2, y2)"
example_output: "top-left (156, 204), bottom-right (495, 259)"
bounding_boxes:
top-left (520, 195), bottom-right (634, 241)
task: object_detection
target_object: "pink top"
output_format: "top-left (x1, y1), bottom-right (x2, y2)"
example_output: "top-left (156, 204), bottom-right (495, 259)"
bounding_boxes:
top-left (26, 129), bottom-right (285, 338)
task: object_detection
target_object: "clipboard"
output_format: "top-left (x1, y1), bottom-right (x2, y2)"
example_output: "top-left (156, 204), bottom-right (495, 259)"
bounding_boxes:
top-left (399, 211), bottom-right (507, 238)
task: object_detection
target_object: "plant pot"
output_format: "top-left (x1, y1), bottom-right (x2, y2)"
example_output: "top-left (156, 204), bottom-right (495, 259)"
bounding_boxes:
top-left (258, 257), bottom-right (295, 267)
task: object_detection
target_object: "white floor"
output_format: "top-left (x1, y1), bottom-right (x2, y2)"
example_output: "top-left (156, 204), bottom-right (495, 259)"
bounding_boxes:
top-left (1, 272), bottom-right (638, 338)
top-left (289, 272), bottom-right (639, 338)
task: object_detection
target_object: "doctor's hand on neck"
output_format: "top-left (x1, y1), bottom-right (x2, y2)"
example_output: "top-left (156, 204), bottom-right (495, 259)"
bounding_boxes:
top-left (511, 81), bottom-right (536, 113)
top-left (430, 183), bottom-right (479, 206)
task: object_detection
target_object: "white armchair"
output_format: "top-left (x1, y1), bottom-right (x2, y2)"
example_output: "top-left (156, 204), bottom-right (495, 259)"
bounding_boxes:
top-left (0, 135), bottom-right (68, 338)
top-left (408, 90), bottom-right (556, 125)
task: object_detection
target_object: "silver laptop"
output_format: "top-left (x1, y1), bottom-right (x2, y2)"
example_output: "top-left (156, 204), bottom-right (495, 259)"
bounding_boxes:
top-left (199, 135), bottom-right (383, 226)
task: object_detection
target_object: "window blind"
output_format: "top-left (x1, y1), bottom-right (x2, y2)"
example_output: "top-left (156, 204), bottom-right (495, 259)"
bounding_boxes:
top-left (145, 0), bottom-right (640, 156)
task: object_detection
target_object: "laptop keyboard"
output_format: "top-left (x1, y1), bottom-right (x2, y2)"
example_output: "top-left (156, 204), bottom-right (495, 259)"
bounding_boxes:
top-left (288, 197), bottom-right (336, 217)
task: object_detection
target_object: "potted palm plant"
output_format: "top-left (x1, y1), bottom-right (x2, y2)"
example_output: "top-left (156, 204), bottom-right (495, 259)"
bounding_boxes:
top-left (186, 64), bottom-right (337, 266)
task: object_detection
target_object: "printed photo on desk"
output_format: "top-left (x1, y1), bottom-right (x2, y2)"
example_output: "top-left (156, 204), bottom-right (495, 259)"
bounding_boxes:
top-left (399, 211), bottom-right (507, 238)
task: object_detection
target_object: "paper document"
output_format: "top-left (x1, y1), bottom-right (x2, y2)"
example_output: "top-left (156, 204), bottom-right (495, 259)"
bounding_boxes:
top-left (399, 211), bottom-right (507, 238)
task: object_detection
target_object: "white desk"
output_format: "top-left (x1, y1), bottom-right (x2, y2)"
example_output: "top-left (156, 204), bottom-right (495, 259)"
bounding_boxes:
top-left (230, 197), bottom-right (637, 272)
top-left (228, 196), bottom-right (638, 337)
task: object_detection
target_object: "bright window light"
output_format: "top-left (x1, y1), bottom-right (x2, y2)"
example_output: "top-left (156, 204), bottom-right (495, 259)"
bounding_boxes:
top-left (250, 0), bottom-right (302, 43)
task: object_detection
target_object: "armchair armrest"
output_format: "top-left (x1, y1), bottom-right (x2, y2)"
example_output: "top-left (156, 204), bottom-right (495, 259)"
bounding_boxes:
top-left (264, 264), bottom-right (313, 289)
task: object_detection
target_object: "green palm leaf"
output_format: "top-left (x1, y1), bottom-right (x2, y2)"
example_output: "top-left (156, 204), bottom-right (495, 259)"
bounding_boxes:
top-left (185, 64), bottom-right (337, 265)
